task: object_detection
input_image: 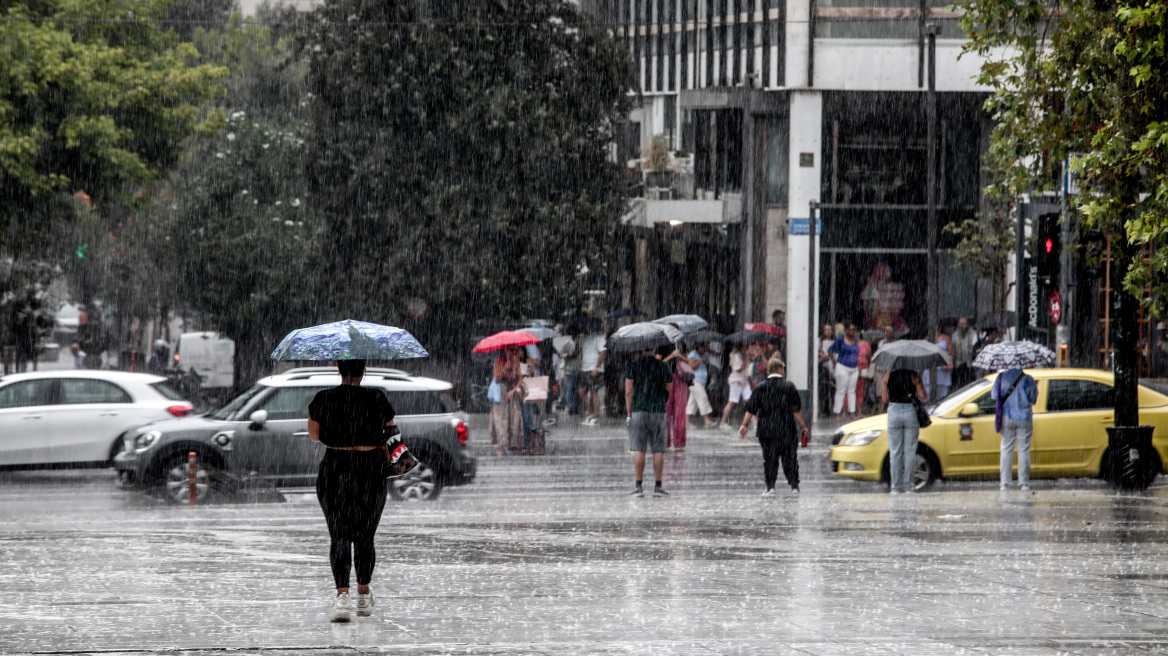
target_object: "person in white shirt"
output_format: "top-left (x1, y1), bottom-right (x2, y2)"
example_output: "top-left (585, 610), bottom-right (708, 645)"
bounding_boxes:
top-left (576, 332), bottom-right (607, 426)
top-left (718, 345), bottom-right (752, 429)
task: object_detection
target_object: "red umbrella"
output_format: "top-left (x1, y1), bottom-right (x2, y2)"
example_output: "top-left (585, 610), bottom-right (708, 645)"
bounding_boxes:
top-left (744, 322), bottom-right (785, 336)
top-left (472, 330), bottom-right (541, 353)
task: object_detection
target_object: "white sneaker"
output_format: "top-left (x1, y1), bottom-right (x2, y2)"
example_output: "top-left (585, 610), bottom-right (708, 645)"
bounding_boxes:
top-left (1019, 484), bottom-right (1030, 492)
top-left (790, 487), bottom-right (800, 495)
top-left (581, 416), bottom-right (595, 426)
top-left (355, 591), bottom-right (374, 617)
top-left (761, 488), bottom-right (776, 497)
top-left (331, 592), bottom-right (351, 623)
top-left (1000, 484), bottom-right (1009, 491)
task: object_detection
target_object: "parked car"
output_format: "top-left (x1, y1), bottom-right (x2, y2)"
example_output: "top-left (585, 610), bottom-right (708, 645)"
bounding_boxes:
top-left (829, 368), bottom-right (1168, 491)
top-left (114, 367), bottom-right (476, 503)
top-left (0, 371), bottom-right (193, 469)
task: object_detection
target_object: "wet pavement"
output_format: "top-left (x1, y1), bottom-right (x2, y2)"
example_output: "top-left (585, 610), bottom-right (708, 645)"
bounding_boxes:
top-left (3, 425), bottom-right (1168, 655)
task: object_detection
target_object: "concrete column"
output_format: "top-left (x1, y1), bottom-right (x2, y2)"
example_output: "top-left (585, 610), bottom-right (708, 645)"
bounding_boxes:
top-left (785, 91), bottom-right (822, 392)
top-left (785, 0), bottom-right (811, 88)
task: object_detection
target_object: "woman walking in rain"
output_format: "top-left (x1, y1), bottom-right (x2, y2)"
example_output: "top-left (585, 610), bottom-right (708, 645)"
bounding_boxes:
top-left (489, 345), bottom-right (526, 455)
top-left (308, 359), bottom-right (396, 622)
top-left (882, 365), bottom-right (927, 493)
top-left (718, 344), bottom-right (752, 429)
top-left (659, 344), bottom-right (690, 451)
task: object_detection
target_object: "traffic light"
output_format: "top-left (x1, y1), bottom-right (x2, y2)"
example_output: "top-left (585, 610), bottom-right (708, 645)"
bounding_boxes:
top-left (1036, 213), bottom-right (1061, 286)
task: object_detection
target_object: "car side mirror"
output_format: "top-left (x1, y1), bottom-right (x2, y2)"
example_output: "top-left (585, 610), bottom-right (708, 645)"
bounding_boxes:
top-left (959, 403), bottom-right (979, 418)
top-left (249, 409), bottom-right (268, 429)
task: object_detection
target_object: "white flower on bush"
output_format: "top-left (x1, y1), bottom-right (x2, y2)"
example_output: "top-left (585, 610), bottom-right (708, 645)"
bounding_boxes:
top-left (291, 198), bottom-right (301, 207)
top-left (226, 133), bottom-right (236, 142)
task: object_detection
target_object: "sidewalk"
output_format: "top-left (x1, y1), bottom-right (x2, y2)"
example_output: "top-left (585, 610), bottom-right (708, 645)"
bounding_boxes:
top-left (466, 410), bottom-right (850, 457)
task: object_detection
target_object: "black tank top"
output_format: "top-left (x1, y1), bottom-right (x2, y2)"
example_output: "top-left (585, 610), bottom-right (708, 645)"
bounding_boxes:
top-left (887, 369), bottom-right (917, 404)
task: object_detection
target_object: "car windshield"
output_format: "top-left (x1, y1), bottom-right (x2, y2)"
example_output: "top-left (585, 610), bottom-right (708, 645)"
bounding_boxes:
top-left (928, 378), bottom-right (992, 416)
top-left (208, 385), bottom-right (267, 420)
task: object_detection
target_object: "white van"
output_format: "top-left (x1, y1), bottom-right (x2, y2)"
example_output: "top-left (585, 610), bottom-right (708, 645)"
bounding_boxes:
top-left (173, 332), bottom-right (234, 390)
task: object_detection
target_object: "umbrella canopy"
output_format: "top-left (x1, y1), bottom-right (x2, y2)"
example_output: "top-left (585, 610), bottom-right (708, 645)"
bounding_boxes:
top-left (683, 329), bottom-right (726, 344)
top-left (652, 314), bottom-right (709, 334)
top-left (472, 331), bottom-right (541, 354)
top-left (607, 322), bottom-right (683, 352)
top-left (519, 324), bottom-right (560, 341)
top-left (870, 339), bottom-right (951, 371)
top-left (725, 329), bottom-right (780, 344)
top-left (744, 322), bottom-right (785, 336)
top-left (973, 340), bottom-right (1056, 371)
top-left (271, 320), bottom-right (428, 361)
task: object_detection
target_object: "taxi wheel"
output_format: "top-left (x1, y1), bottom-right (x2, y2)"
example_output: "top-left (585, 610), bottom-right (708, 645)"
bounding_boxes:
top-left (881, 448), bottom-right (940, 491)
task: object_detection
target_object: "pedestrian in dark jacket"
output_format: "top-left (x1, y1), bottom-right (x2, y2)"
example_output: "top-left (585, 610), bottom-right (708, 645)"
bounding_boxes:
top-left (738, 358), bottom-right (809, 496)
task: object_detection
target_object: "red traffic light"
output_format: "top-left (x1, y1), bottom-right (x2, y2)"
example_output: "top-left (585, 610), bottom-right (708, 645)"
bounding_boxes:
top-left (1045, 238), bottom-right (1054, 254)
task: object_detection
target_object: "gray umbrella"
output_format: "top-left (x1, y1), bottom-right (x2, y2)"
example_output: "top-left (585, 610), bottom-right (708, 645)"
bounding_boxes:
top-left (652, 314), bottom-right (709, 334)
top-left (607, 322), bottom-right (683, 352)
top-left (519, 324), bottom-right (559, 341)
top-left (683, 329), bottom-right (725, 344)
top-left (871, 339), bottom-right (951, 371)
top-left (725, 329), bottom-right (779, 344)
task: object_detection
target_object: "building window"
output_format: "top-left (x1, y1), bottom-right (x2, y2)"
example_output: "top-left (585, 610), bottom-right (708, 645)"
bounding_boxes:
top-left (693, 109), bottom-right (743, 197)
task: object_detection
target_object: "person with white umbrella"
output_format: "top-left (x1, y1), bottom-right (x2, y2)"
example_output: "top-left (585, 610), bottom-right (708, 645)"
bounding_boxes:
top-left (975, 341), bottom-right (1053, 492)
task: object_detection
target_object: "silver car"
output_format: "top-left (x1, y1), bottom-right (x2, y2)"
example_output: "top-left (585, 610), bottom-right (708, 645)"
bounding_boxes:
top-left (113, 367), bottom-right (476, 503)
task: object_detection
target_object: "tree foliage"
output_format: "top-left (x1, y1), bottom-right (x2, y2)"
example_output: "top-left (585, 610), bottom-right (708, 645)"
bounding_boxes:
top-left (956, 0), bottom-right (1168, 425)
top-left (0, 0), bottom-right (226, 362)
top-left (301, 0), bottom-right (637, 350)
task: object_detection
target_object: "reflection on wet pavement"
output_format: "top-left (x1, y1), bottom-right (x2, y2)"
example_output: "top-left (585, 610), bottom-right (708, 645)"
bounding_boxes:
top-left (2, 458), bottom-right (1168, 655)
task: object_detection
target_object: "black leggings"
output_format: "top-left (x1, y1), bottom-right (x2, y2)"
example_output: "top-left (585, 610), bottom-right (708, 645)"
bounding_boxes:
top-left (316, 449), bottom-right (388, 589)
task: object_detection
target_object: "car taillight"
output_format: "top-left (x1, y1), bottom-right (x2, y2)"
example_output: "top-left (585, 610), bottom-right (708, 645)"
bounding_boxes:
top-left (456, 420), bottom-right (468, 447)
top-left (167, 405), bottom-right (193, 417)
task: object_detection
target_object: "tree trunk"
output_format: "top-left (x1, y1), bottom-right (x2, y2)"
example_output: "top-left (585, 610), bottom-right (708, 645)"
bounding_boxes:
top-left (1112, 235), bottom-right (1140, 427)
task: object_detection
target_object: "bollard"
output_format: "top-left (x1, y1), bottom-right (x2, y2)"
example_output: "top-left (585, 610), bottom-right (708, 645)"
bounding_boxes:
top-left (188, 451), bottom-right (198, 506)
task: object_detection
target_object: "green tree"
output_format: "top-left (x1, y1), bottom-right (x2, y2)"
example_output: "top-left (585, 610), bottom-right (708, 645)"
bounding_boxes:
top-left (155, 112), bottom-right (319, 390)
top-left (302, 0), bottom-right (636, 351)
top-left (0, 0), bottom-right (226, 358)
top-left (956, 0), bottom-right (1168, 427)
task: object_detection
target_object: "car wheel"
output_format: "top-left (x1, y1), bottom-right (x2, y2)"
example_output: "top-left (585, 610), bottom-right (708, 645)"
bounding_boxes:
top-left (911, 451), bottom-right (938, 491)
top-left (389, 461), bottom-right (443, 502)
top-left (881, 448), bottom-right (939, 491)
top-left (155, 452), bottom-right (223, 504)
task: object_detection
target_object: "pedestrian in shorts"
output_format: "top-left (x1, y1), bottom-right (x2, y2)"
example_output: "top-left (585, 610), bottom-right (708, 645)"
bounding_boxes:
top-left (577, 330), bottom-right (607, 426)
top-left (624, 345), bottom-right (674, 496)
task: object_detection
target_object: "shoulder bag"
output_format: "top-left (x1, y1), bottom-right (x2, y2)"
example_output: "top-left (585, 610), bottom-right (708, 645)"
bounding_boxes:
top-left (381, 425), bottom-right (422, 479)
top-left (912, 396), bottom-right (932, 429)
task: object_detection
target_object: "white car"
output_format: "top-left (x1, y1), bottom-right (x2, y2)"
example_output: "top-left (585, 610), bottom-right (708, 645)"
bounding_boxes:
top-left (0, 371), bottom-right (193, 469)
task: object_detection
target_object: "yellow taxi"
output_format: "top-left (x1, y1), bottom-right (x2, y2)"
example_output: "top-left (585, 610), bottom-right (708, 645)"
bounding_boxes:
top-left (828, 368), bottom-right (1168, 490)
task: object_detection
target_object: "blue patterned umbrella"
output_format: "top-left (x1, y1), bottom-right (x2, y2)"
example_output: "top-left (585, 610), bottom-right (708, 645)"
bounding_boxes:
top-left (270, 320), bottom-right (429, 361)
top-left (973, 340), bottom-right (1055, 371)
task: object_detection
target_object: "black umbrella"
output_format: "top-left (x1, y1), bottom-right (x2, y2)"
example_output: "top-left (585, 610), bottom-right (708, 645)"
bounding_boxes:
top-left (607, 322), bottom-right (683, 352)
top-left (683, 329), bottom-right (725, 344)
top-left (870, 339), bottom-right (951, 371)
top-left (725, 329), bottom-right (780, 344)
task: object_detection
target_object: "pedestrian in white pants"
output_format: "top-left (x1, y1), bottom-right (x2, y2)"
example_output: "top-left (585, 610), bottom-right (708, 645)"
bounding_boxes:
top-left (828, 323), bottom-right (862, 419)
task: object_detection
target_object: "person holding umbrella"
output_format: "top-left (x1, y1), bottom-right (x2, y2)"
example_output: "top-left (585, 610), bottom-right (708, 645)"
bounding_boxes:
top-left (871, 338), bottom-right (946, 493)
top-left (474, 331), bottom-right (541, 455)
top-left (974, 341), bottom-right (1053, 492)
top-left (271, 319), bottom-right (429, 623)
top-left (609, 322), bottom-right (681, 495)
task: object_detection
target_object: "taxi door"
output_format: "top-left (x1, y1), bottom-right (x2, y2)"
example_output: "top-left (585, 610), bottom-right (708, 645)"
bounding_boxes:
top-left (943, 388), bottom-right (1001, 477)
top-left (1034, 378), bottom-right (1113, 475)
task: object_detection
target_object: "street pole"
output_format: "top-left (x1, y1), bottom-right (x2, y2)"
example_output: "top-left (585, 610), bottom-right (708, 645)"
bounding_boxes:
top-left (925, 24), bottom-right (941, 400)
top-left (808, 201), bottom-right (819, 426)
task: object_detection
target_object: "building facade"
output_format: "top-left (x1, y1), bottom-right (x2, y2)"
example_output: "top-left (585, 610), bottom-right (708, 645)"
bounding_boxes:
top-left (599, 0), bottom-right (996, 391)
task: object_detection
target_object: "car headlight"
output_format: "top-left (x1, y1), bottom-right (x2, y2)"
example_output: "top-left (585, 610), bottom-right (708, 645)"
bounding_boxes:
top-left (841, 430), bottom-right (882, 447)
top-left (134, 430), bottom-right (161, 452)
